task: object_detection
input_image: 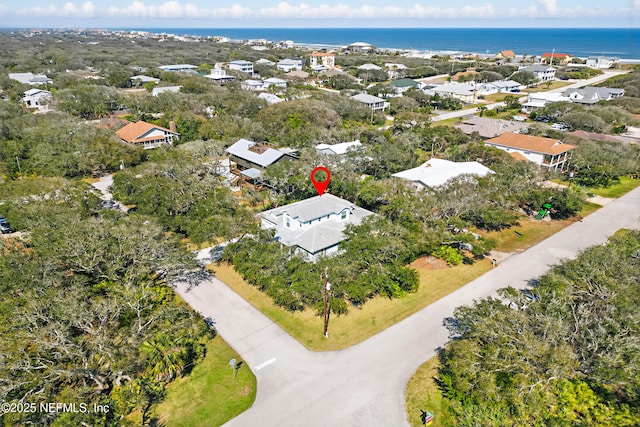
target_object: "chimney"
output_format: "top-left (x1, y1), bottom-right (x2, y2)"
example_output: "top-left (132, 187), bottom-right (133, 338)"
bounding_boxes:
top-left (169, 121), bottom-right (176, 133)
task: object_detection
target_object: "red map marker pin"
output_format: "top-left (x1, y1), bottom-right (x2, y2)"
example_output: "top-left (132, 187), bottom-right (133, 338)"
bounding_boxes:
top-left (311, 166), bottom-right (331, 196)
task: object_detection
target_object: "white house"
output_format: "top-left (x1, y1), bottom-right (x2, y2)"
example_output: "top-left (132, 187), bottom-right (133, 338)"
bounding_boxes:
top-left (518, 65), bottom-right (556, 83)
top-left (277, 58), bottom-right (304, 72)
top-left (228, 60), bottom-right (254, 75)
top-left (350, 93), bottom-right (390, 111)
top-left (385, 63), bottom-right (407, 79)
top-left (432, 83), bottom-right (476, 104)
top-left (310, 52), bottom-right (336, 69)
top-left (241, 79), bottom-right (266, 91)
top-left (21, 88), bottom-right (52, 111)
top-left (255, 58), bottom-right (276, 66)
top-left (263, 77), bottom-right (287, 89)
top-left (487, 80), bottom-right (523, 93)
top-left (357, 63), bottom-right (382, 71)
top-left (521, 92), bottom-right (569, 113)
top-left (585, 56), bottom-right (619, 69)
top-left (129, 75), bottom-right (160, 86)
top-left (392, 158), bottom-right (494, 191)
top-left (563, 87), bottom-right (625, 105)
top-left (259, 194), bottom-right (375, 261)
top-left (485, 132), bottom-right (575, 171)
top-left (203, 68), bottom-right (235, 82)
top-left (315, 140), bottom-right (363, 156)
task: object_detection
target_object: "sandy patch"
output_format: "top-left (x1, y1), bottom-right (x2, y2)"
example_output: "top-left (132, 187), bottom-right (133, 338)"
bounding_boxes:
top-left (409, 255), bottom-right (448, 270)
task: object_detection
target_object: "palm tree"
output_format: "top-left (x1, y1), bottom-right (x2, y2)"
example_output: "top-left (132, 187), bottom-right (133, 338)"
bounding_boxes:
top-left (140, 334), bottom-right (189, 381)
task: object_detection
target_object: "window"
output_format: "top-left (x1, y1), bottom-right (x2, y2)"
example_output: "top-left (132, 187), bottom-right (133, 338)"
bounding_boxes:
top-left (341, 211), bottom-right (347, 220)
top-left (285, 218), bottom-right (290, 228)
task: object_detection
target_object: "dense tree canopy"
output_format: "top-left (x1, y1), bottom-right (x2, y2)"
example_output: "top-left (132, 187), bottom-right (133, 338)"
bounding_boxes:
top-left (439, 230), bottom-right (640, 426)
top-left (0, 179), bottom-right (211, 426)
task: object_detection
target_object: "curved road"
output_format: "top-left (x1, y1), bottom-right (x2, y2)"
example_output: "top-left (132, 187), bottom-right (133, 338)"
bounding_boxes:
top-left (175, 185), bottom-right (640, 427)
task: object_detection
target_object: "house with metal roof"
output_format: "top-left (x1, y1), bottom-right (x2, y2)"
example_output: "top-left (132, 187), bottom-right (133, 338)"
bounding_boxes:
top-left (315, 140), bottom-right (363, 156)
top-left (158, 64), bottom-right (198, 73)
top-left (259, 194), bottom-right (375, 261)
top-left (9, 72), bottom-right (53, 86)
top-left (116, 121), bottom-right (179, 149)
top-left (357, 63), bottom-right (382, 71)
top-left (484, 132), bottom-right (575, 170)
top-left (350, 93), bottom-right (390, 111)
top-left (151, 86), bottom-right (182, 97)
top-left (392, 158), bottom-right (494, 191)
top-left (21, 88), bottom-right (52, 111)
top-left (129, 75), bottom-right (160, 87)
top-left (226, 139), bottom-right (295, 178)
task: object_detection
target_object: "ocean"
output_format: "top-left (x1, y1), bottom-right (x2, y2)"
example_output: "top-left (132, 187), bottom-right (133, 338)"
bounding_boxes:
top-left (127, 28), bottom-right (640, 59)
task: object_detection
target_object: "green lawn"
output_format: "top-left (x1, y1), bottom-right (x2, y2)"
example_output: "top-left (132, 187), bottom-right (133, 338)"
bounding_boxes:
top-left (405, 357), bottom-right (454, 427)
top-left (539, 81), bottom-right (574, 91)
top-left (211, 261), bottom-right (492, 352)
top-left (588, 176), bottom-right (640, 198)
top-left (152, 337), bottom-right (256, 427)
top-left (482, 205), bottom-right (600, 252)
top-left (551, 176), bottom-right (640, 199)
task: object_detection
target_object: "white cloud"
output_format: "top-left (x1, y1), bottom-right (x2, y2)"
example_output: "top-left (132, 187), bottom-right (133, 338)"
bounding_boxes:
top-left (6, 1), bottom-right (639, 21)
top-left (536, 0), bottom-right (558, 15)
top-left (21, 1), bottom-right (96, 17)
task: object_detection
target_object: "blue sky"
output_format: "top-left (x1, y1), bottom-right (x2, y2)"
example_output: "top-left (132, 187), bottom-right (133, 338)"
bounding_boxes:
top-left (0, 0), bottom-right (638, 28)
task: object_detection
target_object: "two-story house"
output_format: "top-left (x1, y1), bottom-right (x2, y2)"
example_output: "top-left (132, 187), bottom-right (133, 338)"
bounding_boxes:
top-left (228, 60), bottom-right (254, 75)
top-left (518, 65), bottom-right (556, 84)
top-left (484, 132), bottom-right (575, 171)
top-left (259, 194), bottom-right (375, 261)
top-left (310, 52), bottom-right (336, 69)
top-left (563, 87), bottom-right (625, 105)
top-left (116, 120), bottom-right (179, 149)
top-left (277, 58), bottom-right (304, 72)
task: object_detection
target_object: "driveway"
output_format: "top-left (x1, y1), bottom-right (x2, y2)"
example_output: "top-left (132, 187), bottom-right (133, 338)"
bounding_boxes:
top-left (174, 185), bottom-right (640, 427)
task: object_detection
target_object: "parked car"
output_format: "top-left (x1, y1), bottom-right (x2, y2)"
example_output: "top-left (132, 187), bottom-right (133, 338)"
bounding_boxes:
top-left (0, 217), bottom-right (14, 234)
top-left (550, 122), bottom-right (569, 131)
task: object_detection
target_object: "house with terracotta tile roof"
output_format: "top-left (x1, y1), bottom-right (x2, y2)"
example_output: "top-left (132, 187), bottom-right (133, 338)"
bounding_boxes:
top-left (484, 132), bottom-right (575, 171)
top-left (116, 121), bottom-right (179, 149)
top-left (541, 53), bottom-right (573, 65)
top-left (310, 52), bottom-right (336, 69)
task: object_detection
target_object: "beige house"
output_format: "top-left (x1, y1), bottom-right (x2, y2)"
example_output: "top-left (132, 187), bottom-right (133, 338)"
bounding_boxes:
top-left (485, 133), bottom-right (575, 171)
top-left (116, 121), bottom-right (179, 149)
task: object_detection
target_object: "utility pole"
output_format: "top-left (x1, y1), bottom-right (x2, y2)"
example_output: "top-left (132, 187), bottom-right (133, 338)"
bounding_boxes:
top-left (322, 267), bottom-right (330, 339)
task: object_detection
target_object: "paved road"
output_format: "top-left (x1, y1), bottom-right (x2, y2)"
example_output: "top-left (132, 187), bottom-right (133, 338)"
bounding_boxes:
top-left (430, 69), bottom-right (629, 123)
top-left (174, 185), bottom-right (640, 427)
